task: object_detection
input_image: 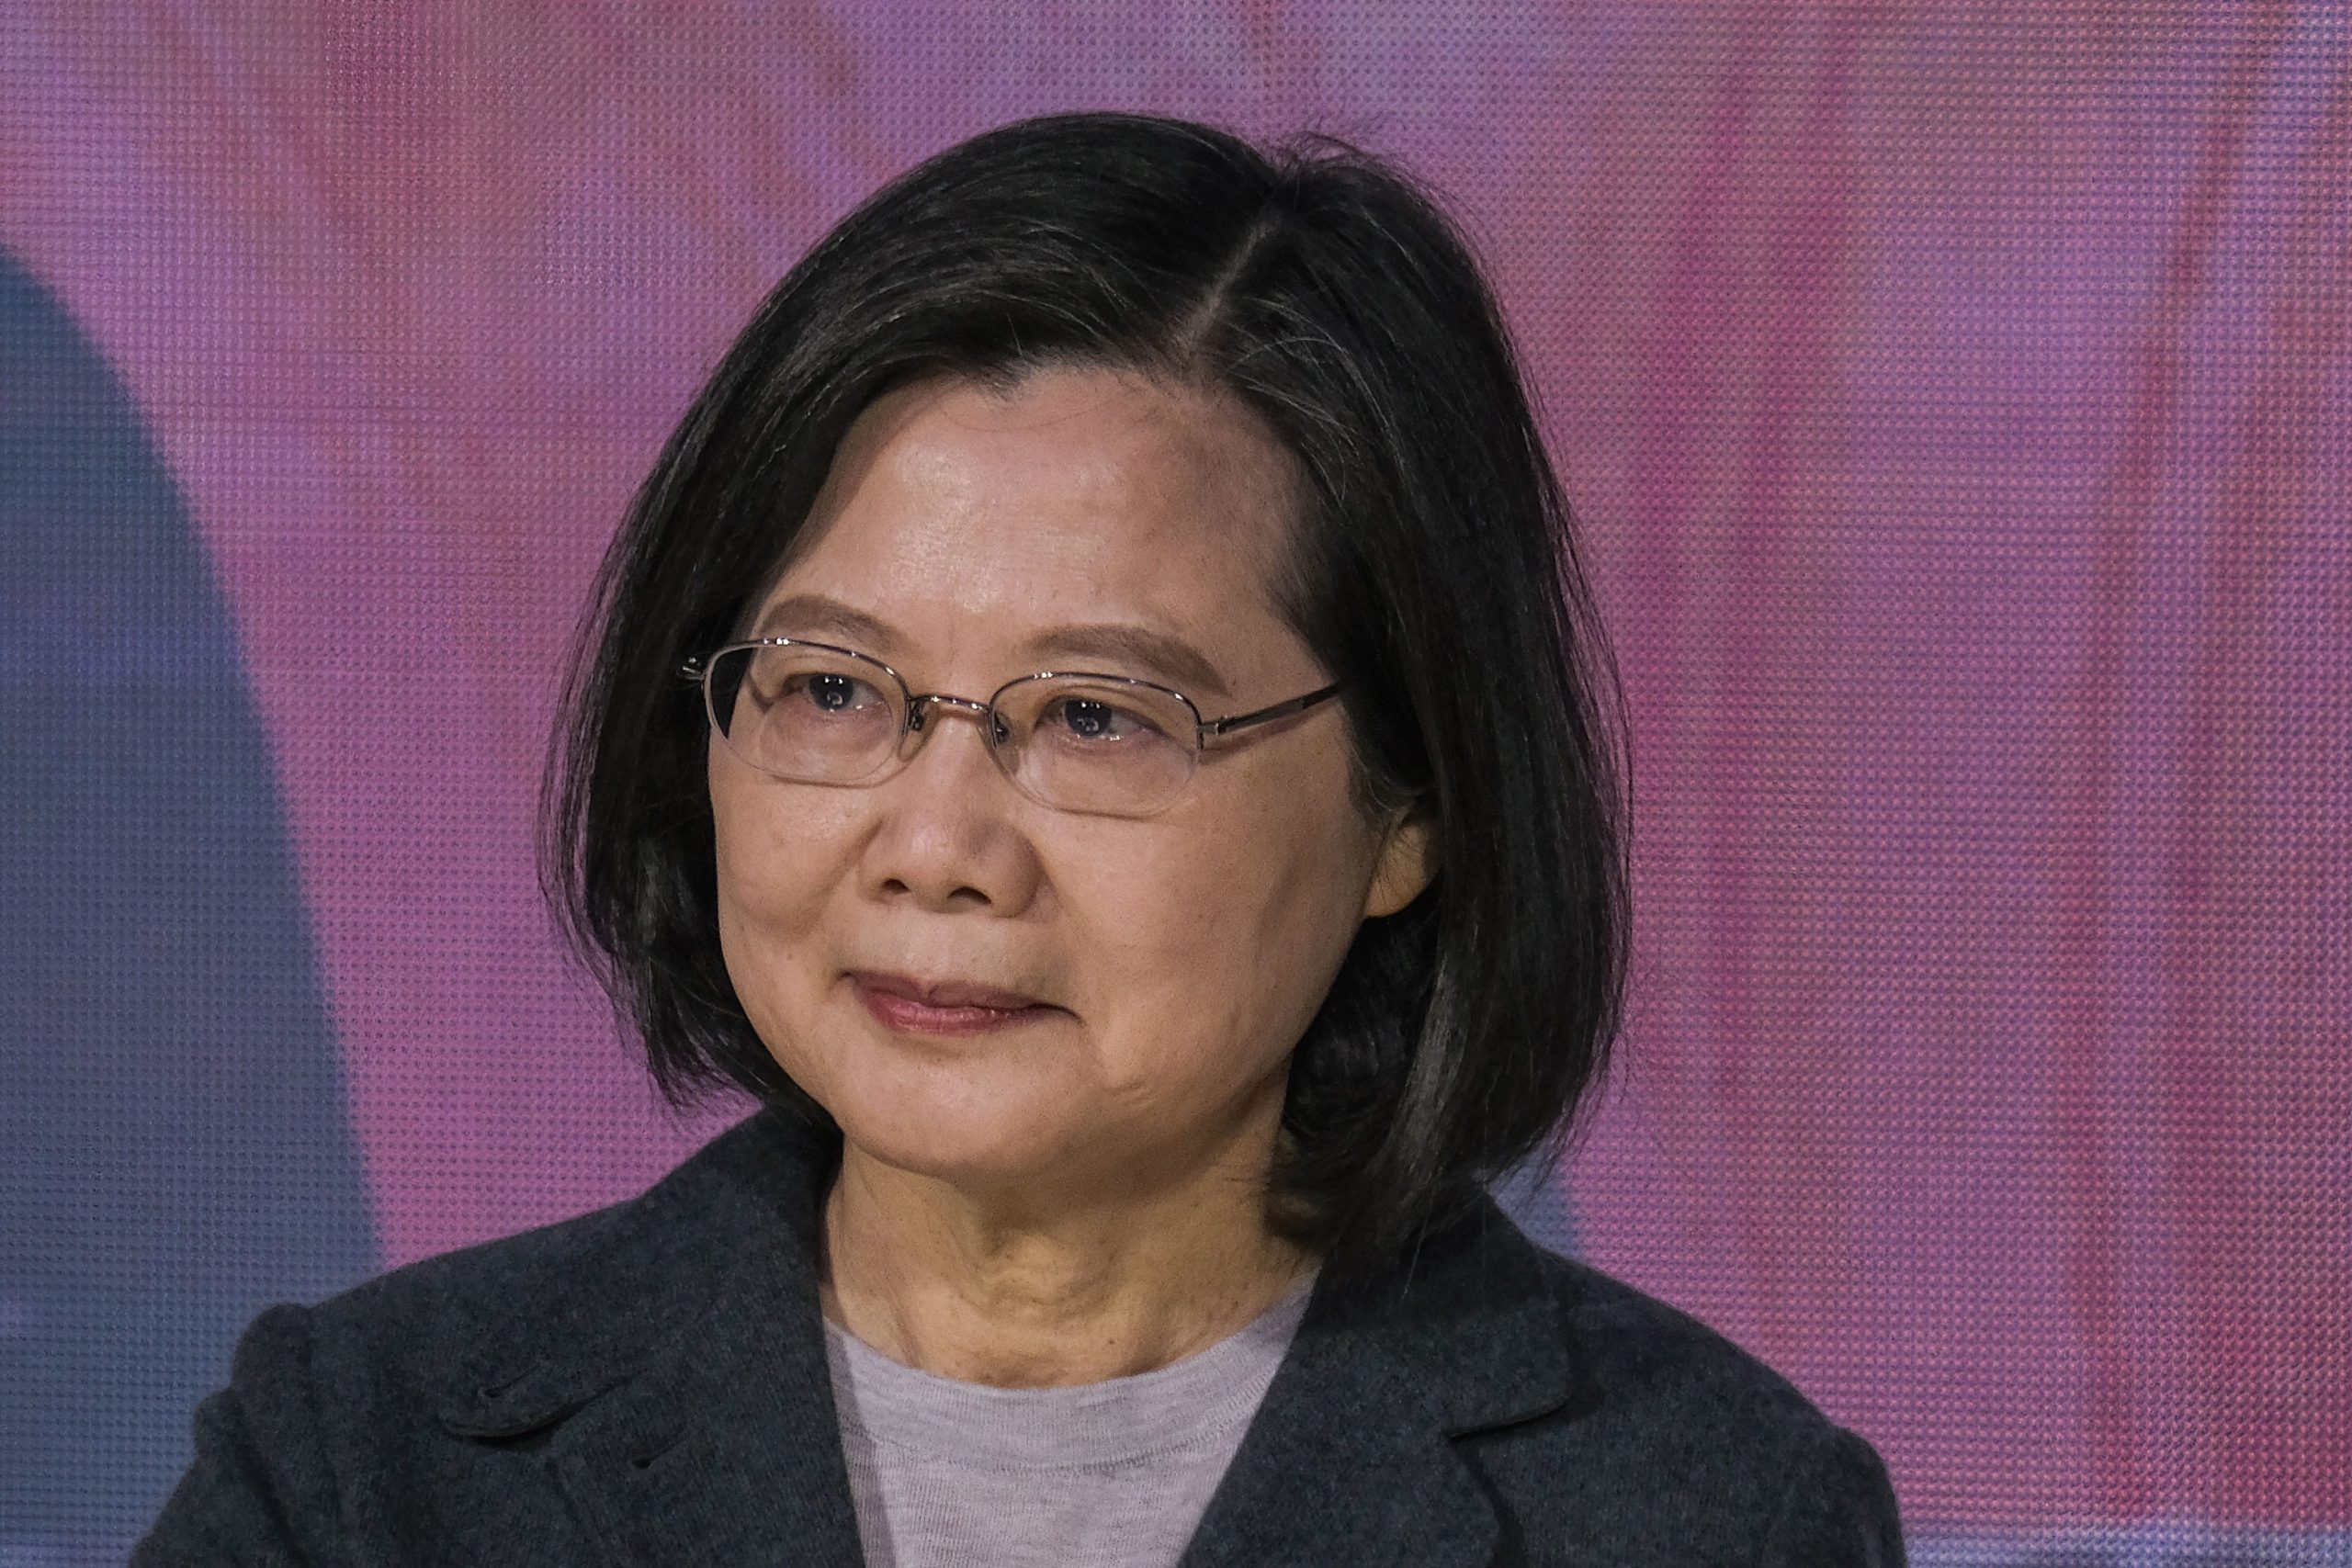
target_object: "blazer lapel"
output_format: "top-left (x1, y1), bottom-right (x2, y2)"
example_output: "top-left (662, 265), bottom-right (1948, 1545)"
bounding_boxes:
top-left (543, 1240), bottom-right (865, 1567)
top-left (1179, 1196), bottom-right (1579, 1568)
top-left (550, 1115), bottom-right (861, 1567)
top-left (435, 1110), bottom-right (865, 1568)
top-left (1174, 1322), bottom-right (1500, 1568)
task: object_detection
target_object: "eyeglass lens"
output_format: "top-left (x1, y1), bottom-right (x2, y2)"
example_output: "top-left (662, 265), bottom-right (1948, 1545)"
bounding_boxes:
top-left (707, 643), bottom-right (1201, 816)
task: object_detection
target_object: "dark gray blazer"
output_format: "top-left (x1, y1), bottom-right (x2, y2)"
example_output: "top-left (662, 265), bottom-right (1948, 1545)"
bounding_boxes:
top-left (135, 1109), bottom-right (1905, 1565)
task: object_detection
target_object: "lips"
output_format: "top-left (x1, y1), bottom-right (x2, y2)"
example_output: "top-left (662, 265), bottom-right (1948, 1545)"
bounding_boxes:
top-left (848, 970), bottom-right (1057, 1040)
top-left (847, 971), bottom-right (1047, 1011)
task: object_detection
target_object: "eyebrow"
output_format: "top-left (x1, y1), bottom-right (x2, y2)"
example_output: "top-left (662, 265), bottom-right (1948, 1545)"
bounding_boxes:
top-left (749, 592), bottom-right (1235, 701)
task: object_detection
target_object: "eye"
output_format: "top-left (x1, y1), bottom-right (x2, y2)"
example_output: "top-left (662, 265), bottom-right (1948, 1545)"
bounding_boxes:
top-left (1044, 694), bottom-right (1159, 743)
top-left (786, 671), bottom-right (884, 715)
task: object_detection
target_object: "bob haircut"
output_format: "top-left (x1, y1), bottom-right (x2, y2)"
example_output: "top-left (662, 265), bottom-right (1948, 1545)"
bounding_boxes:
top-left (547, 109), bottom-right (1629, 1280)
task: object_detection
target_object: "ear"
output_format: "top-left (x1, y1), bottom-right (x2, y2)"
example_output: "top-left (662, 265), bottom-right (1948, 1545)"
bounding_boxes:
top-left (1363, 804), bottom-right (1438, 919)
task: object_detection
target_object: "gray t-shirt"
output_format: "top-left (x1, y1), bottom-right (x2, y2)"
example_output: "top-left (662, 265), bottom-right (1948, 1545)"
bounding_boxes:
top-left (822, 1278), bottom-right (1316, 1568)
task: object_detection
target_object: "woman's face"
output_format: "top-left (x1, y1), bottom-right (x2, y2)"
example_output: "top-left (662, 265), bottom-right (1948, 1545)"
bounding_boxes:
top-left (709, 366), bottom-right (1431, 1201)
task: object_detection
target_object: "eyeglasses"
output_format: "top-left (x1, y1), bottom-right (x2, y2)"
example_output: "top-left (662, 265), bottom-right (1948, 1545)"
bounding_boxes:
top-left (684, 637), bottom-right (1347, 818)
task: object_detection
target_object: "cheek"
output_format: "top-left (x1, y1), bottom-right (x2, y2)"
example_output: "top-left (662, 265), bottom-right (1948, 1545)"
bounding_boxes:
top-left (710, 758), bottom-right (781, 928)
top-left (1075, 781), bottom-right (1376, 1089)
top-left (709, 743), bottom-right (854, 915)
top-left (708, 756), bottom-right (846, 1043)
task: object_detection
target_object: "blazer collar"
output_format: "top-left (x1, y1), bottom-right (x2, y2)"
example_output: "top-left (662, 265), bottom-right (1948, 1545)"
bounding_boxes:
top-left (433, 1109), bottom-right (1577, 1568)
top-left (1178, 1192), bottom-right (1577, 1568)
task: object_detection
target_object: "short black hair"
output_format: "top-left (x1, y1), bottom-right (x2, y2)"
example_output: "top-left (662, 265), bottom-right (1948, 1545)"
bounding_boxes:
top-left (545, 110), bottom-right (1629, 1280)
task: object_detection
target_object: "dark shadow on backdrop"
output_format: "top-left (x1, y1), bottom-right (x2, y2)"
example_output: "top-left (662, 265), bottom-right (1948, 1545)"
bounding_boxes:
top-left (0, 250), bottom-right (376, 1560)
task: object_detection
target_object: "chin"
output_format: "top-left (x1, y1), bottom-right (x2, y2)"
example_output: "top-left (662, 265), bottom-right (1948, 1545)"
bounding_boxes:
top-left (814, 1045), bottom-right (1096, 1192)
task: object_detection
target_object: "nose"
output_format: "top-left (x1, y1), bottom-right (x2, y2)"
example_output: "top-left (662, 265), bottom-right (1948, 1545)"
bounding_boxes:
top-left (862, 693), bottom-right (1038, 913)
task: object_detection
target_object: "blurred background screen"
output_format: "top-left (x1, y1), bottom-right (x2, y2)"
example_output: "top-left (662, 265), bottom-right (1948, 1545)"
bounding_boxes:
top-left (3, 6), bottom-right (2346, 1564)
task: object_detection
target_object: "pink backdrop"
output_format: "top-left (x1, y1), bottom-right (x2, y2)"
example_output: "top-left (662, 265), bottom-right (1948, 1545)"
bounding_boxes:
top-left (5, 3), bottom-right (2345, 1558)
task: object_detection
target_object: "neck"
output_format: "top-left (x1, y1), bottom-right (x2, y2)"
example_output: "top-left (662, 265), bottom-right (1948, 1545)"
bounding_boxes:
top-left (819, 1107), bottom-right (1317, 1388)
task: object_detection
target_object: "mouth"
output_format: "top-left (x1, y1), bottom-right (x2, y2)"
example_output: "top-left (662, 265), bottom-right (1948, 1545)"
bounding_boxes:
top-left (847, 971), bottom-right (1057, 1037)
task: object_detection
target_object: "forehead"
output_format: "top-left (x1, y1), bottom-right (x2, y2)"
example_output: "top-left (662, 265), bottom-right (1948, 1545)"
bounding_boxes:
top-left (751, 367), bottom-right (1309, 681)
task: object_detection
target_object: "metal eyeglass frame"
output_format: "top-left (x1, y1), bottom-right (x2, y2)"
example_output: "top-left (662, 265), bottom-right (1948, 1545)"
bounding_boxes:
top-left (680, 636), bottom-right (1349, 811)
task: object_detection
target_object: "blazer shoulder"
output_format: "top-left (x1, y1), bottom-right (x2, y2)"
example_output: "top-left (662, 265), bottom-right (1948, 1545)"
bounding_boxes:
top-left (138, 1112), bottom-right (834, 1561)
top-left (1536, 1249), bottom-right (1826, 1425)
top-left (1497, 1247), bottom-right (1903, 1562)
top-left (300, 1111), bottom-right (797, 1405)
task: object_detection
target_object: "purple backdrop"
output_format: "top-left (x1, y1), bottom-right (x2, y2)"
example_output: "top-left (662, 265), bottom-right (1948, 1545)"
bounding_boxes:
top-left (4, 4), bottom-right (2346, 1562)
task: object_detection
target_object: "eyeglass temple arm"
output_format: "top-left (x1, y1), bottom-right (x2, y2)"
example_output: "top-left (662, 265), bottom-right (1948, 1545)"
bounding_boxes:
top-left (1201, 681), bottom-right (1347, 739)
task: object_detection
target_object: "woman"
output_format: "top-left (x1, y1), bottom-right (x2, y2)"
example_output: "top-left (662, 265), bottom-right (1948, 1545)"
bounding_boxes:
top-left (139, 111), bottom-right (1904, 1565)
